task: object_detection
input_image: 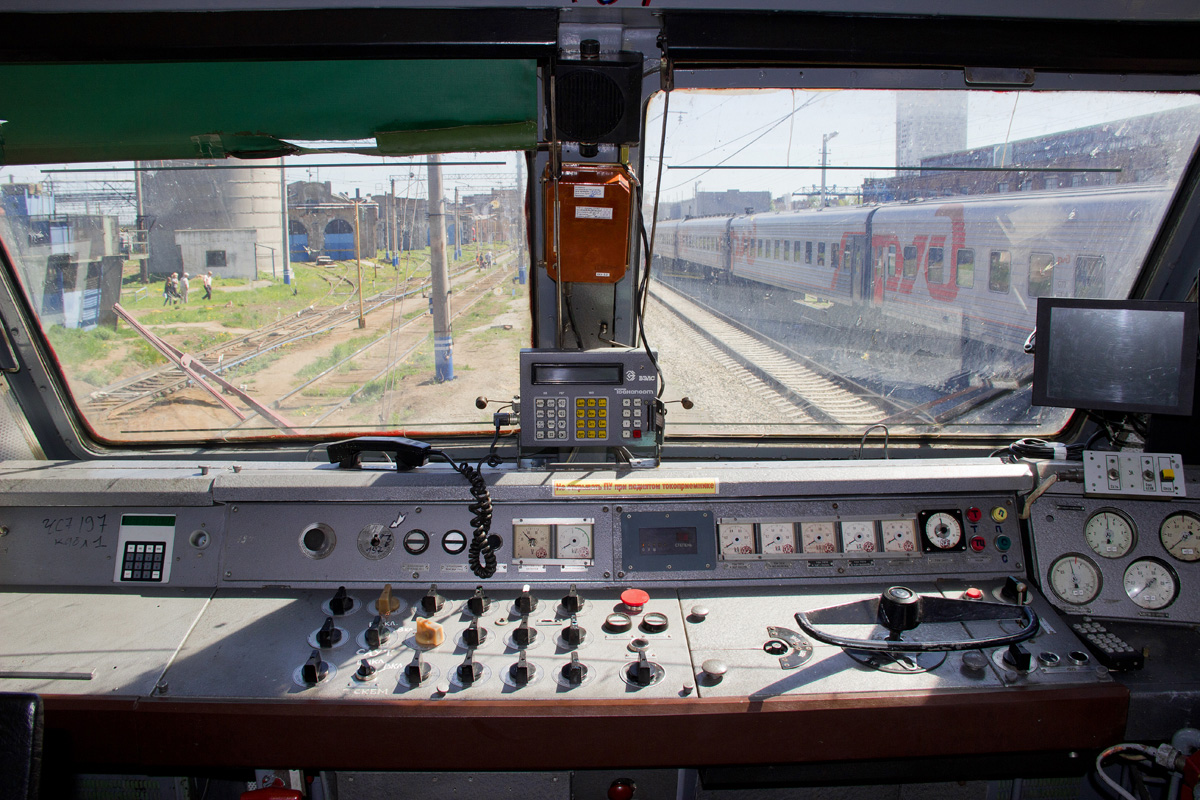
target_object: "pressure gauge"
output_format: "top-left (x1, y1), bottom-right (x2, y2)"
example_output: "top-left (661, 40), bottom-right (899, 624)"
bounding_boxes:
top-left (1159, 512), bottom-right (1200, 563)
top-left (1123, 558), bottom-right (1179, 610)
top-left (555, 524), bottom-right (594, 559)
top-left (719, 523), bottom-right (756, 556)
top-left (840, 520), bottom-right (877, 553)
top-left (357, 524), bottom-right (395, 561)
top-left (881, 519), bottom-right (918, 553)
top-left (919, 510), bottom-right (965, 552)
top-left (1048, 554), bottom-right (1102, 605)
top-left (513, 524), bottom-right (552, 560)
top-left (759, 523), bottom-right (797, 555)
top-left (1084, 509), bottom-right (1136, 559)
top-left (801, 521), bottom-right (838, 554)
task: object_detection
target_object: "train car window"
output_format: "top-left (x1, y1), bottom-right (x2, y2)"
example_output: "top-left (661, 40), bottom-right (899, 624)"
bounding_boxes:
top-left (774, 240), bottom-right (781, 260)
top-left (1075, 255), bottom-right (1106, 298)
top-left (793, 240), bottom-right (802, 261)
top-left (805, 242), bottom-right (813, 264)
top-left (1029, 252), bottom-right (1056, 297)
top-left (831, 242), bottom-right (840, 269)
top-left (927, 247), bottom-right (945, 283)
top-left (902, 246), bottom-right (919, 279)
top-left (956, 249), bottom-right (976, 288)
top-left (818, 242), bottom-right (826, 266)
top-left (886, 245), bottom-right (897, 275)
top-left (989, 250), bottom-right (1013, 293)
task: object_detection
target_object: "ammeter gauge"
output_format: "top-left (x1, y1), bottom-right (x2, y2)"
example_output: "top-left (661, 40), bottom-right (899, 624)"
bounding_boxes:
top-left (718, 523), bottom-right (755, 556)
top-left (800, 521), bottom-right (838, 554)
top-left (759, 523), bottom-right (797, 555)
top-left (919, 510), bottom-right (965, 552)
top-left (513, 524), bottom-right (552, 560)
top-left (881, 519), bottom-right (918, 553)
top-left (840, 520), bottom-right (877, 553)
top-left (1048, 554), bottom-right (1102, 605)
top-left (556, 525), bottom-right (593, 559)
top-left (1123, 558), bottom-right (1179, 610)
top-left (1159, 512), bottom-right (1200, 563)
top-left (1084, 509), bottom-right (1136, 559)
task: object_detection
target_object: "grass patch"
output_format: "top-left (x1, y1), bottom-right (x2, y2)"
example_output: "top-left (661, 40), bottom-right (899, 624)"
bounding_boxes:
top-left (295, 335), bottom-right (375, 382)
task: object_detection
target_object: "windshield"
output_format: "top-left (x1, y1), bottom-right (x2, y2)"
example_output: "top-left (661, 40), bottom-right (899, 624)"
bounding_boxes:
top-left (0, 154), bottom-right (528, 444)
top-left (645, 89), bottom-right (1200, 437)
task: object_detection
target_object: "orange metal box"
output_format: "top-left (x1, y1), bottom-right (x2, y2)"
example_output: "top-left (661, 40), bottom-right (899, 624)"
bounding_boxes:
top-left (544, 162), bottom-right (632, 283)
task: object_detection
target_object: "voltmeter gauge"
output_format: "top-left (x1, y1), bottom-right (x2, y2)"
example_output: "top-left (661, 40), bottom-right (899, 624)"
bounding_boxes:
top-left (1123, 558), bottom-right (1179, 610)
top-left (357, 524), bottom-right (395, 561)
top-left (719, 523), bottom-right (756, 556)
top-left (1048, 554), bottom-right (1102, 605)
top-left (1084, 509), bottom-right (1136, 559)
top-left (513, 524), bottom-right (552, 560)
top-left (919, 510), bottom-right (965, 552)
top-left (1159, 512), bottom-right (1200, 563)
top-left (556, 524), bottom-right (594, 559)
top-left (840, 520), bottom-right (877, 553)
top-left (881, 519), bottom-right (918, 553)
top-left (759, 523), bottom-right (797, 555)
top-left (800, 521), bottom-right (838, 554)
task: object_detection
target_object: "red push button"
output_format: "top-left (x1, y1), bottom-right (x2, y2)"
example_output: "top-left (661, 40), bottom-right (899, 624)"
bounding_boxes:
top-left (969, 536), bottom-right (987, 552)
top-left (608, 779), bottom-right (637, 800)
top-left (966, 507), bottom-right (983, 523)
top-left (964, 587), bottom-right (984, 600)
top-left (620, 588), bottom-right (649, 613)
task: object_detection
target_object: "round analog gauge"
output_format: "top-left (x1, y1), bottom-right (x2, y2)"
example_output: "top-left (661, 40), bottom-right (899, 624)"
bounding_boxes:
top-left (1084, 509), bottom-right (1136, 559)
top-left (881, 519), bottom-right (918, 553)
top-left (760, 523), bottom-right (797, 555)
top-left (1048, 554), bottom-right (1102, 605)
top-left (1123, 558), bottom-right (1179, 610)
top-left (801, 521), bottom-right (838, 554)
top-left (922, 511), bottom-right (963, 551)
top-left (513, 524), bottom-right (551, 560)
top-left (840, 520), bottom-right (877, 553)
top-left (719, 523), bottom-right (756, 556)
top-left (556, 525), bottom-right (593, 559)
top-left (357, 524), bottom-right (395, 561)
top-left (1159, 512), bottom-right (1200, 563)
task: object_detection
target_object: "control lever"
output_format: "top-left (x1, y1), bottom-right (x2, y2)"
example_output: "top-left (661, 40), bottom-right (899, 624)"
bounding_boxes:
top-left (794, 586), bottom-right (1039, 653)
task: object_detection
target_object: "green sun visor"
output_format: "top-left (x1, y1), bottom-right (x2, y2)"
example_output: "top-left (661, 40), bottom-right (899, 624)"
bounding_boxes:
top-left (0, 59), bottom-right (537, 165)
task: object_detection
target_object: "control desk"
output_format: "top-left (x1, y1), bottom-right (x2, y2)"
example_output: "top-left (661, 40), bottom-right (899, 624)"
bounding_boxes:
top-left (0, 457), bottom-right (1196, 773)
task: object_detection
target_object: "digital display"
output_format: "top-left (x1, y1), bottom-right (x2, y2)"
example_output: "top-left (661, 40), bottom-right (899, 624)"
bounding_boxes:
top-left (532, 363), bottom-right (623, 385)
top-left (639, 526), bottom-right (698, 556)
top-left (1032, 299), bottom-right (1197, 416)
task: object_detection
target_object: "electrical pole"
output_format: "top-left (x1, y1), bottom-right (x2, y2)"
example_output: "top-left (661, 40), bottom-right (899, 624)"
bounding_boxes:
top-left (453, 186), bottom-right (462, 261)
top-left (821, 131), bottom-right (839, 209)
top-left (428, 155), bottom-right (454, 381)
top-left (354, 193), bottom-right (365, 328)
top-left (390, 177), bottom-right (397, 266)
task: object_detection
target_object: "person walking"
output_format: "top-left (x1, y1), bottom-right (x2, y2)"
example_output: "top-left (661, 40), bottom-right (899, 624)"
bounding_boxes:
top-left (202, 271), bottom-right (213, 300)
top-left (180, 273), bottom-right (190, 304)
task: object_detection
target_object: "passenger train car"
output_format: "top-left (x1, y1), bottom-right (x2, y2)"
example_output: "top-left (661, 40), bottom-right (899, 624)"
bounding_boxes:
top-left (0, 3), bottom-right (1199, 800)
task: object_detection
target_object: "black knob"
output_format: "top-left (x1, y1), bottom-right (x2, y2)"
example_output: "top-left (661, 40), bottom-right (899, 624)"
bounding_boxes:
top-left (457, 652), bottom-right (483, 686)
top-left (516, 585), bottom-right (538, 614)
top-left (329, 585), bottom-right (354, 615)
top-left (562, 616), bottom-right (587, 647)
top-left (463, 618), bottom-right (488, 648)
top-left (316, 616), bottom-right (342, 648)
top-left (561, 584), bottom-right (585, 614)
top-left (877, 587), bottom-right (922, 633)
top-left (513, 615), bottom-right (536, 648)
top-left (300, 649), bottom-right (329, 685)
top-left (467, 585), bottom-right (492, 616)
top-left (1004, 643), bottom-right (1033, 672)
top-left (629, 651), bottom-right (656, 687)
top-left (355, 659), bottom-right (376, 680)
top-left (562, 652), bottom-right (588, 686)
top-left (421, 583), bottom-right (445, 614)
top-left (510, 652), bottom-right (535, 686)
top-left (365, 615), bottom-right (389, 650)
top-left (405, 652), bottom-right (431, 686)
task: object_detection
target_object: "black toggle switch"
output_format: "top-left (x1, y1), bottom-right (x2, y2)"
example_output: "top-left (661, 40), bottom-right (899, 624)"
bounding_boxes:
top-left (562, 615), bottom-right (587, 647)
top-left (458, 651), bottom-right (483, 686)
top-left (463, 618), bottom-right (488, 648)
top-left (405, 651), bottom-right (431, 686)
top-left (467, 585), bottom-right (492, 616)
top-left (316, 616), bottom-right (342, 648)
top-left (1004, 643), bottom-right (1033, 672)
top-left (513, 615), bottom-right (536, 647)
top-left (301, 649), bottom-right (329, 685)
top-left (329, 585), bottom-right (354, 615)
top-left (561, 584), bottom-right (585, 614)
top-left (510, 651), bottom-right (535, 686)
top-left (1001, 576), bottom-right (1030, 605)
top-left (629, 651), bottom-right (656, 687)
top-left (421, 583), bottom-right (445, 614)
top-left (516, 584), bottom-right (538, 614)
top-left (365, 615), bottom-right (389, 650)
top-left (355, 659), bottom-right (376, 681)
top-left (562, 652), bottom-right (588, 686)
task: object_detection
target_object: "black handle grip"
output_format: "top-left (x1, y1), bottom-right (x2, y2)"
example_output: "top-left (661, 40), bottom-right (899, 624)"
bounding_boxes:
top-left (326, 436), bottom-right (432, 471)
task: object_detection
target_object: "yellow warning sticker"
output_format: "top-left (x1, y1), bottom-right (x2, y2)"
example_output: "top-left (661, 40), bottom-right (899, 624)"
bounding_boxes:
top-left (552, 477), bottom-right (719, 497)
